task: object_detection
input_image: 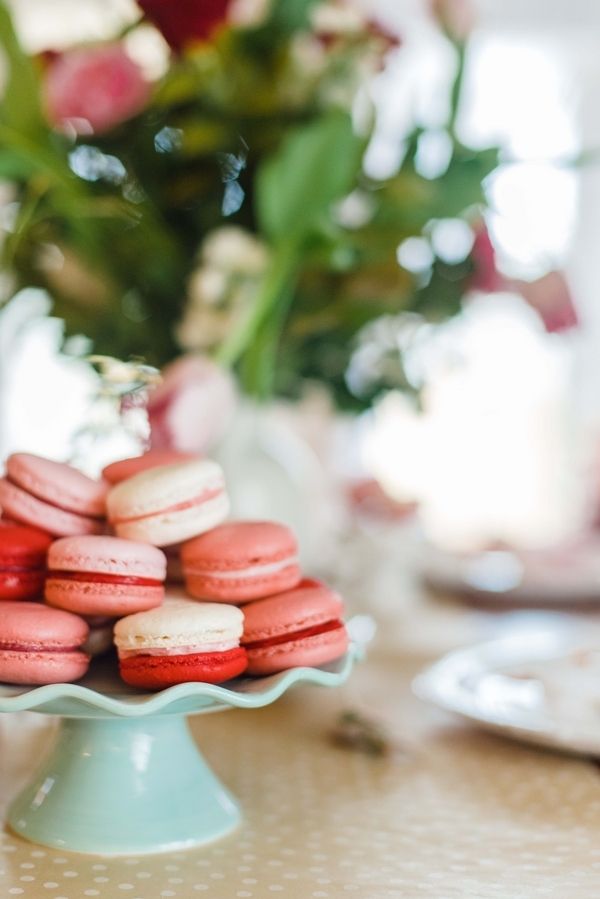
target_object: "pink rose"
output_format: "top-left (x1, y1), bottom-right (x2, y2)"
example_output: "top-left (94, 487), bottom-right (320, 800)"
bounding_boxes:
top-left (148, 355), bottom-right (237, 453)
top-left (469, 222), bottom-right (505, 293)
top-left (513, 271), bottom-right (578, 333)
top-left (44, 44), bottom-right (150, 135)
top-left (430, 0), bottom-right (475, 41)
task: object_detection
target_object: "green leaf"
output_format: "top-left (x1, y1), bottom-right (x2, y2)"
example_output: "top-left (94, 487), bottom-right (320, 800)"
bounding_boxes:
top-left (265, 0), bottom-right (320, 34)
top-left (256, 111), bottom-right (364, 242)
top-left (0, 1), bottom-right (45, 136)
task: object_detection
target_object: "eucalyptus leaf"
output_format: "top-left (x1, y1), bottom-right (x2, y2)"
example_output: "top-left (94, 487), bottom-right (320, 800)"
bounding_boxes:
top-left (256, 111), bottom-right (365, 242)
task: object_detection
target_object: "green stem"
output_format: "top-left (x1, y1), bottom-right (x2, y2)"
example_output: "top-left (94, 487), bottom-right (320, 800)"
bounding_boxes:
top-left (448, 41), bottom-right (466, 139)
top-left (216, 238), bottom-right (300, 368)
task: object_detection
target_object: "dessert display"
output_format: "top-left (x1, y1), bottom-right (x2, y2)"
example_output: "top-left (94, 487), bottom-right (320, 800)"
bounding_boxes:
top-left (0, 451), bottom-right (350, 690)
top-left (181, 520), bottom-right (301, 602)
top-left (0, 524), bottom-right (52, 600)
top-left (0, 601), bottom-right (89, 685)
top-left (45, 535), bottom-right (166, 616)
top-left (114, 598), bottom-right (247, 688)
top-left (106, 457), bottom-right (229, 545)
top-left (0, 453), bottom-right (107, 536)
top-left (242, 579), bottom-right (349, 675)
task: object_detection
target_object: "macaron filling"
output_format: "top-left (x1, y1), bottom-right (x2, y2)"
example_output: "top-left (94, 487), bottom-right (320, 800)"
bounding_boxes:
top-left (0, 640), bottom-right (86, 653)
top-left (186, 556), bottom-right (299, 580)
top-left (47, 570), bottom-right (163, 588)
top-left (118, 640), bottom-right (239, 658)
top-left (243, 618), bottom-right (345, 650)
top-left (110, 485), bottom-right (224, 525)
top-left (4, 473), bottom-right (104, 520)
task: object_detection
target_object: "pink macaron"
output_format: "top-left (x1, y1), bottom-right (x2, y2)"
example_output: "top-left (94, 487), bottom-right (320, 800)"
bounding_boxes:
top-left (0, 601), bottom-right (90, 685)
top-left (241, 578), bottom-right (349, 676)
top-left (181, 521), bottom-right (301, 603)
top-left (106, 459), bottom-right (229, 546)
top-left (102, 450), bottom-right (197, 485)
top-left (0, 454), bottom-right (107, 537)
top-left (45, 535), bottom-right (166, 617)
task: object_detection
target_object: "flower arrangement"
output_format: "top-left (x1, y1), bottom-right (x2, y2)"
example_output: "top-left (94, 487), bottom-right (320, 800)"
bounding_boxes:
top-left (0, 0), bottom-right (576, 410)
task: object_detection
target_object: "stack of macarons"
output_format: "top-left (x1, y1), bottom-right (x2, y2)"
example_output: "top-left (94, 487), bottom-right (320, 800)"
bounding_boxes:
top-left (0, 448), bottom-right (349, 689)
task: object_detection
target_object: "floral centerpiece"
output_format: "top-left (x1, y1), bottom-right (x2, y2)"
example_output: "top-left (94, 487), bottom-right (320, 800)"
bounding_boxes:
top-left (0, 0), bottom-right (576, 411)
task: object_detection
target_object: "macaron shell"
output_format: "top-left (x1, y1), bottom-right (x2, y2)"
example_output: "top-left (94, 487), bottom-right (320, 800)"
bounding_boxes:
top-left (185, 563), bottom-right (301, 603)
top-left (119, 646), bottom-right (247, 689)
top-left (102, 451), bottom-right (198, 485)
top-left (246, 625), bottom-right (348, 676)
top-left (107, 459), bottom-right (225, 522)
top-left (7, 454), bottom-right (107, 516)
top-left (0, 478), bottom-right (104, 537)
top-left (45, 578), bottom-right (164, 617)
top-left (0, 525), bottom-right (53, 566)
top-left (0, 569), bottom-right (46, 601)
top-left (0, 601), bottom-right (89, 648)
top-left (0, 649), bottom-right (89, 685)
top-left (114, 599), bottom-right (243, 653)
top-left (181, 521), bottom-right (297, 569)
top-left (241, 579), bottom-right (344, 643)
top-left (48, 536), bottom-right (167, 579)
top-left (113, 492), bottom-right (230, 547)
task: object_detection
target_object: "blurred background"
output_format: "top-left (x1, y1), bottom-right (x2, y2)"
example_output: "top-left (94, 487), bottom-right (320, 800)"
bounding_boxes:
top-left (1, 0), bottom-right (600, 599)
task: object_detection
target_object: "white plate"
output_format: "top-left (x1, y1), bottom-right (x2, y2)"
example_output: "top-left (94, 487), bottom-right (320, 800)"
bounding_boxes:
top-left (413, 630), bottom-right (600, 757)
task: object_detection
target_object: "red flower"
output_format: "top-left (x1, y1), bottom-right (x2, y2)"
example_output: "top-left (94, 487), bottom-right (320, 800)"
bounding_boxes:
top-left (469, 222), bottom-right (505, 293)
top-left (136, 0), bottom-right (233, 52)
top-left (43, 44), bottom-right (149, 135)
top-left (513, 271), bottom-right (578, 333)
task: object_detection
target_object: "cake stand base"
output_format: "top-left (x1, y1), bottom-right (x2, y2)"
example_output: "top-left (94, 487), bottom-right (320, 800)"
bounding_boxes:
top-left (8, 714), bottom-right (240, 855)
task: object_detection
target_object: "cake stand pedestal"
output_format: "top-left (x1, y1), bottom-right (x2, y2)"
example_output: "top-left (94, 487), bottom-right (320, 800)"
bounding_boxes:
top-left (0, 644), bottom-right (359, 855)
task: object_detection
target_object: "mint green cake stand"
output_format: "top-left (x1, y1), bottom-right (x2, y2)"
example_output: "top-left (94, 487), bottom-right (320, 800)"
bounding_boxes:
top-left (0, 641), bottom-right (360, 856)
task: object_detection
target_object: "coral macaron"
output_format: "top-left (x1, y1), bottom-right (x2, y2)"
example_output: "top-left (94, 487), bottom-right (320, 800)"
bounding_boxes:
top-left (0, 601), bottom-right (89, 685)
top-left (0, 525), bottom-right (53, 600)
top-left (114, 598), bottom-right (247, 689)
top-left (182, 521), bottom-right (301, 603)
top-left (0, 453), bottom-right (106, 537)
top-left (107, 459), bottom-right (229, 546)
top-left (102, 450), bottom-right (197, 485)
top-left (242, 579), bottom-right (349, 676)
top-left (45, 535), bottom-right (166, 617)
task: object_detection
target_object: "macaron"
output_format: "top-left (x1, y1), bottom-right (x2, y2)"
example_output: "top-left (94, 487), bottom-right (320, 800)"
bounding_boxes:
top-left (181, 521), bottom-right (301, 603)
top-left (106, 459), bottom-right (229, 546)
top-left (102, 450), bottom-right (197, 485)
top-left (0, 525), bottom-right (53, 600)
top-left (0, 601), bottom-right (89, 684)
top-left (114, 598), bottom-right (247, 689)
top-left (242, 579), bottom-right (349, 676)
top-left (0, 453), bottom-right (106, 537)
top-left (45, 535), bottom-right (166, 617)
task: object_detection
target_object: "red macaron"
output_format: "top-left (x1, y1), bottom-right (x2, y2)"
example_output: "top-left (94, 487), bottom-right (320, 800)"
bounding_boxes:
top-left (0, 525), bottom-right (53, 601)
top-left (242, 578), bottom-right (349, 676)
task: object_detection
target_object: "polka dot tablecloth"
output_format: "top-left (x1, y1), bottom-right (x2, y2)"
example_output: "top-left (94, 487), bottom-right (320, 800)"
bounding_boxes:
top-left (2, 610), bottom-right (600, 897)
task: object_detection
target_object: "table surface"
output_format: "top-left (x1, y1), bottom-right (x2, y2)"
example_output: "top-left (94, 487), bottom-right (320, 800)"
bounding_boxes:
top-left (1, 534), bottom-right (600, 899)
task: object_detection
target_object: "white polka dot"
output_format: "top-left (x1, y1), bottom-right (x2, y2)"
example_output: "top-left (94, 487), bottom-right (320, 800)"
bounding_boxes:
top-left (125, 859), bottom-right (139, 866)
top-left (20, 863), bottom-right (35, 869)
top-left (9, 890), bottom-right (24, 895)
top-left (31, 851), bottom-right (46, 858)
top-left (313, 892), bottom-right (329, 897)
top-left (84, 892), bottom-right (100, 897)
top-left (168, 878), bottom-right (184, 884)
top-left (63, 871), bottom-right (78, 878)
top-left (165, 864), bottom-right (179, 871)
top-left (136, 873), bottom-right (151, 879)
top-left (160, 892), bottom-right (176, 897)
top-left (119, 886), bottom-right (135, 891)
top-left (193, 887), bottom-right (209, 892)
top-left (237, 893), bottom-right (253, 898)
top-left (94, 877), bottom-right (109, 883)
top-left (20, 876), bottom-right (35, 882)
top-left (43, 884), bottom-right (59, 890)
top-left (53, 858), bottom-right (67, 865)
top-left (269, 886), bottom-right (284, 892)
top-left (92, 865), bottom-right (107, 871)
top-left (210, 873), bottom-right (225, 879)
